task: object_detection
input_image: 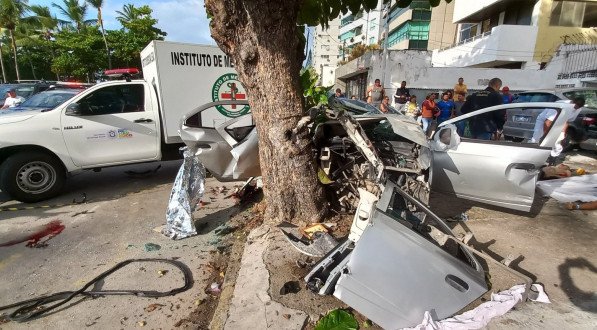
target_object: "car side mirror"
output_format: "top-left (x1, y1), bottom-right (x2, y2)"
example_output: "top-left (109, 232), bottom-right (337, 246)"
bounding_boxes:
top-left (65, 103), bottom-right (82, 116)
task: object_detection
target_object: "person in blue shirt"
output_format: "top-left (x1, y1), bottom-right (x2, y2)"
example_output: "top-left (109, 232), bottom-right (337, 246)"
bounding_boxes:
top-left (435, 92), bottom-right (455, 124)
top-left (501, 86), bottom-right (513, 104)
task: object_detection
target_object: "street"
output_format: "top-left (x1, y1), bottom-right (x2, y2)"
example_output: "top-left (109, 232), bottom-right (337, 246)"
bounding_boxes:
top-left (0, 152), bottom-right (596, 329)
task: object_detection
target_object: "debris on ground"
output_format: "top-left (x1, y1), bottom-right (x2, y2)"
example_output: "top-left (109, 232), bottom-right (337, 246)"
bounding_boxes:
top-left (300, 223), bottom-right (329, 239)
top-left (143, 243), bottom-right (161, 252)
top-left (315, 309), bottom-right (358, 330)
top-left (144, 303), bottom-right (165, 312)
top-left (206, 282), bottom-right (221, 295)
top-left (0, 220), bottom-right (65, 248)
top-left (214, 224), bottom-right (238, 236)
top-left (157, 269), bottom-right (168, 277)
top-left (446, 212), bottom-right (469, 222)
top-left (137, 320), bottom-right (146, 327)
top-left (163, 147), bottom-right (205, 240)
top-left (278, 222), bottom-right (338, 257)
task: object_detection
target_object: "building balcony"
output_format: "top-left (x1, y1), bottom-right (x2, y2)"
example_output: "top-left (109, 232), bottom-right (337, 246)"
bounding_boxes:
top-left (431, 24), bottom-right (538, 68)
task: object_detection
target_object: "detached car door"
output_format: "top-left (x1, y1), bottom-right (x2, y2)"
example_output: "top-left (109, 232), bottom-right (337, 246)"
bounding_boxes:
top-left (431, 102), bottom-right (572, 212)
top-left (61, 83), bottom-right (159, 167)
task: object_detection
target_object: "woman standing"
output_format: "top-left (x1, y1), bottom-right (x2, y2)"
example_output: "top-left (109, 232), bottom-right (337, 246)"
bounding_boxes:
top-left (421, 93), bottom-right (437, 134)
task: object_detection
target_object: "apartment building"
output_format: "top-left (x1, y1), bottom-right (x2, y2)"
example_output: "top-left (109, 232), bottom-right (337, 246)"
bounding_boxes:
top-left (386, 0), bottom-right (457, 50)
top-left (432, 0), bottom-right (597, 69)
top-left (312, 18), bottom-right (341, 86)
top-left (338, 2), bottom-right (384, 59)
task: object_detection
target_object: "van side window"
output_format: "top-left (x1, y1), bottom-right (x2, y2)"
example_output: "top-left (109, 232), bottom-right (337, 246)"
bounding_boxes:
top-left (77, 85), bottom-right (144, 115)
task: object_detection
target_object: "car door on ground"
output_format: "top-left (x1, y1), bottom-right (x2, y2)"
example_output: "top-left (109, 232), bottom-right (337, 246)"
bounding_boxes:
top-left (431, 103), bottom-right (571, 212)
top-left (61, 83), bottom-right (159, 167)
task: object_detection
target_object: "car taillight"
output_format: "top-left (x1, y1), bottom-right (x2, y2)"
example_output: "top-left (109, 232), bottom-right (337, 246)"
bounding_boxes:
top-left (582, 117), bottom-right (596, 126)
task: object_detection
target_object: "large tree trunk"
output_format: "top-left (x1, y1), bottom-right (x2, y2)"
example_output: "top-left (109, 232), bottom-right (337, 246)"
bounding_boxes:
top-left (9, 29), bottom-right (20, 81)
top-left (205, 0), bottom-right (327, 223)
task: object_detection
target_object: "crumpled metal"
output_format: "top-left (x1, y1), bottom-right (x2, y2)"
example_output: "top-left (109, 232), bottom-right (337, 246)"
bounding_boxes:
top-left (163, 147), bottom-right (205, 240)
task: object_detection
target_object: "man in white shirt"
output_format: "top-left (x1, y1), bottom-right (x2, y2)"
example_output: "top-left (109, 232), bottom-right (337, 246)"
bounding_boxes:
top-left (1, 89), bottom-right (24, 109)
top-left (530, 108), bottom-right (558, 143)
top-left (551, 97), bottom-right (585, 158)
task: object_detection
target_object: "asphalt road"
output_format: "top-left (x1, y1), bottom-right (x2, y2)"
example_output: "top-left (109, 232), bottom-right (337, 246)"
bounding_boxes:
top-left (0, 160), bottom-right (242, 329)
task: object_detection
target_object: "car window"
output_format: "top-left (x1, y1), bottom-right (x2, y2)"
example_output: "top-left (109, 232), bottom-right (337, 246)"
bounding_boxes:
top-left (448, 107), bottom-right (560, 145)
top-left (77, 84), bottom-right (144, 115)
top-left (562, 90), bottom-right (597, 108)
top-left (183, 104), bottom-right (252, 129)
top-left (514, 93), bottom-right (559, 103)
top-left (15, 86), bottom-right (35, 98)
top-left (21, 92), bottom-right (76, 109)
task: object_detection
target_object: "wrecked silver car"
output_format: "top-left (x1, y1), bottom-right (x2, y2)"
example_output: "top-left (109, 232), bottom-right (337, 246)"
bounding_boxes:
top-left (180, 98), bottom-right (570, 327)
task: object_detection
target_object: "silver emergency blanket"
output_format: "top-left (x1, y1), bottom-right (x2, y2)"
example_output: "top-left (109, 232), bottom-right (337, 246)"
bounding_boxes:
top-left (163, 147), bottom-right (205, 239)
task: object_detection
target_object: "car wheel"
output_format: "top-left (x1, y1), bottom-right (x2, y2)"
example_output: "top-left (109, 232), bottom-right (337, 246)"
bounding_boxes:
top-left (0, 152), bottom-right (66, 203)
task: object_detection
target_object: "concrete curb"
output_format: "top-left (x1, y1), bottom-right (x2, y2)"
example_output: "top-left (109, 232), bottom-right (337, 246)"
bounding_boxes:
top-left (223, 225), bottom-right (308, 329)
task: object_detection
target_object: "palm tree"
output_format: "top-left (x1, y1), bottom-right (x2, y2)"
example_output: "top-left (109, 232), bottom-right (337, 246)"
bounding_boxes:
top-left (20, 5), bottom-right (60, 79)
top-left (51, 0), bottom-right (96, 32)
top-left (0, 0), bottom-right (30, 81)
top-left (115, 4), bottom-right (137, 27)
top-left (86, 0), bottom-right (110, 68)
top-left (0, 30), bottom-right (8, 82)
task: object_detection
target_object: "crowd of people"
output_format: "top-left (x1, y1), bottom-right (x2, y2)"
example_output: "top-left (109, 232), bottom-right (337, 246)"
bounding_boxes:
top-left (334, 76), bottom-right (586, 164)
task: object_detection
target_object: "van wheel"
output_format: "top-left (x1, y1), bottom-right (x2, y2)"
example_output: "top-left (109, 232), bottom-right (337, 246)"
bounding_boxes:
top-left (0, 152), bottom-right (66, 203)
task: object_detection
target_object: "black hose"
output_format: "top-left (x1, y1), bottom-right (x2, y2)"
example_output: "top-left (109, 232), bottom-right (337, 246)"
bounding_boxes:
top-left (0, 258), bottom-right (193, 322)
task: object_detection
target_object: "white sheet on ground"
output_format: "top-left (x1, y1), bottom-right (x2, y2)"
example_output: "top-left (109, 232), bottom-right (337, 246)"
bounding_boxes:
top-left (536, 174), bottom-right (597, 203)
top-left (404, 284), bottom-right (550, 330)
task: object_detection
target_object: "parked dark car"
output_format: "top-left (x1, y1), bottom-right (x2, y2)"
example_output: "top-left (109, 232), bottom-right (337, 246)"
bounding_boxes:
top-left (504, 88), bottom-right (597, 150)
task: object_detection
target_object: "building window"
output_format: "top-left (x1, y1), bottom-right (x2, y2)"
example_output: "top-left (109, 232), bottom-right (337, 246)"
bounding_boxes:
top-left (354, 25), bottom-right (363, 36)
top-left (550, 0), bottom-right (597, 27)
top-left (369, 37), bottom-right (375, 44)
top-left (458, 23), bottom-right (478, 42)
top-left (370, 18), bottom-right (377, 30)
top-left (323, 44), bottom-right (330, 51)
top-left (408, 39), bottom-right (428, 50)
top-left (388, 21), bottom-right (430, 47)
top-left (411, 9), bottom-right (431, 21)
top-left (341, 15), bottom-right (354, 27)
top-left (321, 55), bottom-right (329, 59)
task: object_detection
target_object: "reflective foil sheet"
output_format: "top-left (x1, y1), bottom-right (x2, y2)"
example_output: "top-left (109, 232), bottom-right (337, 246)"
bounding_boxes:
top-left (163, 147), bottom-right (205, 239)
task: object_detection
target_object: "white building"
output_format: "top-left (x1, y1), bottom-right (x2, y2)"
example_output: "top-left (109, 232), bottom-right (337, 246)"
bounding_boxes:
top-left (432, 0), bottom-right (597, 69)
top-left (312, 18), bottom-right (341, 87)
top-left (338, 2), bottom-right (384, 60)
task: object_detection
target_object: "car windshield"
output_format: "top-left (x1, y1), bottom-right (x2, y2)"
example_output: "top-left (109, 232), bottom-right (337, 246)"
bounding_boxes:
top-left (20, 91), bottom-right (76, 109)
top-left (336, 98), bottom-right (381, 115)
top-left (562, 89), bottom-right (597, 108)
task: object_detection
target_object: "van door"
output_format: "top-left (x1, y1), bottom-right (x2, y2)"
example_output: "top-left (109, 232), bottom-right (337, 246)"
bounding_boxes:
top-left (61, 83), bottom-right (160, 167)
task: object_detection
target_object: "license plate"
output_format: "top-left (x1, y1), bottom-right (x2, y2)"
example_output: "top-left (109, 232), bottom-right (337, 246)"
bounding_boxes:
top-left (513, 115), bottom-right (532, 123)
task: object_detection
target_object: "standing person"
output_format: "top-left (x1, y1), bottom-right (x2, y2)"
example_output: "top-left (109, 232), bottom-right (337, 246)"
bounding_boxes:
top-left (460, 78), bottom-right (504, 140)
top-left (453, 77), bottom-right (467, 100)
top-left (394, 80), bottom-right (410, 105)
top-left (1, 89), bottom-right (24, 109)
top-left (501, 86), bottom-right (514, 104)
top-left (334, 88), bottom-right (345, 98)
top-left (436, 93), bottom-right (455, 124)
top-left (453, 92), bottom-right (466, 135)
top-left (421, 92), bottom-right (437, 134)
top-left (380, 96), bottom-right (391, 113)
top-left (549, 97), bottom-right (586, 164)
top-left (405, 95), bottom-right (420, 119)
top-left (367, 79), bottom-right (385, 107)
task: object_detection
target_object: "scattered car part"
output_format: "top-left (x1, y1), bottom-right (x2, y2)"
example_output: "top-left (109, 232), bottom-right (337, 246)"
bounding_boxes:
top-left (0, 258), bottom-right (193, 322)
top-left (279, 222), bottom-right (339, 258)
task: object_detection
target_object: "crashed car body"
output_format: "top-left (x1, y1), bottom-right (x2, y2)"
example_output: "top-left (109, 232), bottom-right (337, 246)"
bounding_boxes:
top-left (180, 99), bottom-right (571, 328)
top-left (180, 99), bottom-right (574, 212)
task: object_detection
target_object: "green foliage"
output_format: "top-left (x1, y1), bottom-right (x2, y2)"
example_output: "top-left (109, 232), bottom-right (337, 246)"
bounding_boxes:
top-left (301, 66), bottom-right (332, 109)
top-left (52, 26), bottom-right (106, 78)
top-left (315, 309), bottom-right (359, 330)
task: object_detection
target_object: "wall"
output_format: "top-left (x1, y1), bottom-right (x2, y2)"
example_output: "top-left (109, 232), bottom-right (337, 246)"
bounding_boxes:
top-left (533, 0), bottom-right (597, 63)
top-left (428, 0), bottom-right (457, 50)
top-left (453, 0), bottom-right (504, 23)
top-left (335, 48), bottom-right (564, 101)
top-left (432, 24), bottom-right (538, 67)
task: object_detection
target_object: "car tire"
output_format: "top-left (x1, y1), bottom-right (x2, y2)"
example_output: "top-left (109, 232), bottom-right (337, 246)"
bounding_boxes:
top-left (0, 152), bottom-right (66, 203)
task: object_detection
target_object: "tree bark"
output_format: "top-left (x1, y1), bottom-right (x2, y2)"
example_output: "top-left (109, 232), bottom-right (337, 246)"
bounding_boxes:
top-left (205, 0), bottom-right (327, 223)
top-left (9, 29), bottom-right (20, 81)
top-left (98, 8), bottom-right (112, 69)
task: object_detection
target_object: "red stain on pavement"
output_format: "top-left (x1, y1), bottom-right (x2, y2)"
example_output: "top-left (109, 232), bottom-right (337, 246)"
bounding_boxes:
top-left (0, 220), bottom-right (65, 248)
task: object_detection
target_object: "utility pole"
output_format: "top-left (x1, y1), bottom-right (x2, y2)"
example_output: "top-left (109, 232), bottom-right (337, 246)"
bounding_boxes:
top-left (380, 3), bottom-right (390, 89)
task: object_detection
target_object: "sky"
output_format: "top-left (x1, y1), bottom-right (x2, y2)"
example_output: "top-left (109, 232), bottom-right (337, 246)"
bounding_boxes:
top-left (29, 0), bottom-right (216, 45)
